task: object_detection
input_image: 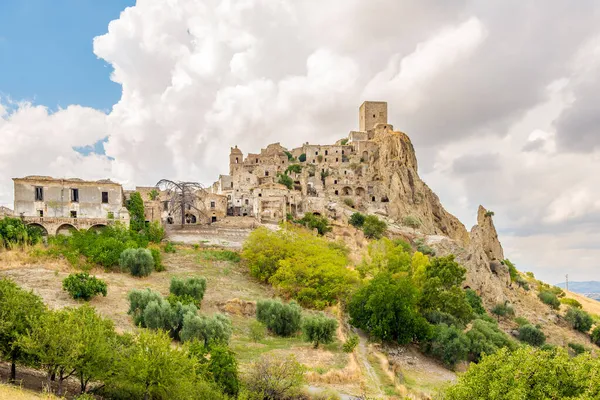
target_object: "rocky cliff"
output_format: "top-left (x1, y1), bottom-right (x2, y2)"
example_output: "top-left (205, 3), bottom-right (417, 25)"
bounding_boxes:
top-left (369, 130), bottom-right (470, 245)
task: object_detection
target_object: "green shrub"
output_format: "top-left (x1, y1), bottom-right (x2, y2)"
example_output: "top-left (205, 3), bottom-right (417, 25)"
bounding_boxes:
top-left (0, 217), bottom-right (44, 248)
top-left (298, 153), bottom-right (306, 162)
top-left (465, 289), bottom-right (486, 315)
top-left (277, 173), bottom-right (294, 190)
top-left (515, 276), bottom-right (530, 290)
top-left (590, 326), bottom-right (600, 347)
top-left (423, 310), bottom-right (461, 328)
top-left (119, 248), bottom-right (154, 277)
top-left (244, 355), bottom-right (305, 400)
top-left (491, 303), bottom-right (515, 321)
top-left (343, 198), bottom-right (355, 208)
top-left (164, 241), bottom-right (176, 253)
top-left (538, 291), bottom-right (561, 310)
top-left (170, 276), bottom-right (207, 307)
top-left (349, 212), bottom-right (365, 228)
top-left (256, 299), bottom-right (302, 337)
top-left (62, 272), bottom-right (107, 301)
top-left (565, 307), bottom-right (593, 333)
top-left (249, 320), bottom-right (267, 342)
top-left (423, 324), bottom-right (470, 368)
top-left (560, 298), bottom-right (582, 309)
top-left (302, 313), bottom-right (338, 348)
top-left (286, 164), bottom-right (302, 174)
top-left (414, 238), bottom-right (436, 256)
top-left (518, 324), bottom-right (546, 346)
top-left (342, 334), bottom-right (359, 353)
top-left (466, 319), bottom-right (516, 362)
top-left (150, 247), bottom-right (165, 272)
top-left (568, 342), bottom-right (587, 355)
top-left (295, 213), bottom-right (331, 235)
top-left (362, 215), bottom-right (387, 239)
top-left (146, 221), bottom-right (165, 243)
top-left (199, 249), bottom-right (240, 263)
top-left (127, 288), bottom-right (164, 326)
top-left (514, 316), bottom-right (530, 327)
top-left (188, 341), bottom-right (240, 397)
top-left (503, 259), bottom-right (518, 282)
top-left (180, 313), bottom-right (232, 347)
top-left (402, 215), bottom-right (421, 230)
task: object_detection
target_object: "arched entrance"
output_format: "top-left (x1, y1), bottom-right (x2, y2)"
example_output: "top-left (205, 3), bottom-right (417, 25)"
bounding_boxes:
top-left (342, 186), bottom-right (352, 196)
top-left (88, 224), bottom-right (107, 233)
top-left (185, 214), bottom-right (197, 224)
top-left (56, 223), bottom-right (77, 236)
top-left (355, 187), bottom-right (365, 197)
top-left (27, 223), bottom-right (48, 237)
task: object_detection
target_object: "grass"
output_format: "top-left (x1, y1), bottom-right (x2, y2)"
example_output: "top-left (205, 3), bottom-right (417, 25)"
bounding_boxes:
top-left (0, 384), bottom-right (57, 399)
top-left (197, 249), bottom-right (241, 263)
top-left (366, 352), bottom-right (398, 396)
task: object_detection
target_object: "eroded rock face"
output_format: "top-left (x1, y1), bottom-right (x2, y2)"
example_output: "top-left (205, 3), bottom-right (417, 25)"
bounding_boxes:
top-left (370, 130), bottom-right (470, 245)
top-left (430, 205), bottom-right (510, 304)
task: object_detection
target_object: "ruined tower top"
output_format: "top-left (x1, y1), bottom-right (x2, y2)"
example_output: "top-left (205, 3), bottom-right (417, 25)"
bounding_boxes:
top-left (359, 101), bottom-right (387, 131)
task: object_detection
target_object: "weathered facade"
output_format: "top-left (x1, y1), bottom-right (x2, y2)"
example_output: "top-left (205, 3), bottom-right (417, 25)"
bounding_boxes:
top-left (12, 176), bottom-right (129, 235)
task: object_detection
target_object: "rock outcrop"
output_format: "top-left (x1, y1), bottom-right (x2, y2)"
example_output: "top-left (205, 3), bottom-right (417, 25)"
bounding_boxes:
top-left (370, 130), bottom-right (470, 245)
top-left (430, 205), bottom-right (510, 304)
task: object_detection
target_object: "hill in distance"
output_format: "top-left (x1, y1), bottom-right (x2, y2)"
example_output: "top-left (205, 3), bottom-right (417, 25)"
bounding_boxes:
top-left (556, 281), bottom-right (600, 301)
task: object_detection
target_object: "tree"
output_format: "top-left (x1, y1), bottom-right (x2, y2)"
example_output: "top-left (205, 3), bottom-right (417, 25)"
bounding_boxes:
top-left (348, 273), bottom-right (430, 344)
top-left (120, 248), bottom-right (154, 277)
top-left (0, 279), bottom-right (46, 382)
top-left (349, 212), bottom-right (366, 228)
top-left (298, 153), bottom-right (306, 162)
top-left (188, 341), bottom-right (240, 397)
top-left (18, 308), bottom-right (83, 396)
top-left (591, 326), bottom-right (600, 347)
top-left (115, 329), bottom-right (198, 400)
top-left (565, 307), bottom-right (593, 333)
top-left (256, 299), bottom-right (302, 337)
top-left (127, 288), bottom-right (164, 327)
top-left (518, 324), bottom-right (546, 346)
top-left (62, 272), bottom-right (107, 301)
top-left (466, 319), bottom-right (515, 362)
top-left (465, 289), bottom-right (486, 315)
top-left (420, 255), bottom-right (473, 323)
top-left (444, 347), bottom-right (600, 400)
top-left (148, 189), bottom-right (160, 201)
top-left (245, 355), bottom-right (305, 400)
top-left (180, 313), bottom-right (232, 347)
top-left (362, 215), bottom-right (387, 239)
top-left (277, 173), bottom-right (294, 190)
top-left (295, 213), bottom-right (331, 235)
top-left (170, 276), bottom-right (207, 307)
top-left (126, 192), bottom-right (146, 233)
top-left (491, 302), bottom-right (514, 322)
top-left (302, 313), bottom-right (338, 348)
top-left (156, 179), bottom-right (209, 225)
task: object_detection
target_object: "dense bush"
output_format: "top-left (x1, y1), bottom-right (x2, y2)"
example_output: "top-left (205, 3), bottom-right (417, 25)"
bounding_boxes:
top-left (349, 212), bottom-right (366, 228)
top-left (180, 313), bottom-right (232, 347)
top-left (126, 192), bottom-right (145, 233)
top-left (465, 289), bottom-right (486, 315)
top-left (503, 259), bottom-right (518, 282)
top-left (591, 326), bottom-right (600, 347)
top-left (249, 320), bottom-right (267, 342)
top-left (256, 299), bottom-right (302, 337)
top-left (362, 215), bottom-right (387, 239)
top-left (402, 215), bottom-right (421, 230)
top-left (119, 248), bottom-right (154, 277)
top-left (164, 241), bottom-right (176, 253)
top-left (424, 310), bottom-right (462, 328)
top-left (423, 324), bottom-right (470, 368)
top-left (419, 255), bottom-right (473, 323)
top-left (518, 324), bottom-right (546, 346)
top-left (358, 237), bottom-right (413, 278)
top-left (348, 273), bottom-right (430, 344)
top-left (298, 153), bottom-right (306, 162)
top-left (538, 291), bottom-right (561, 310)
top-left (568, 342), bottom-right (587, 355)
top-left (242, 227), bottom-right (357, 308)
top-left (146, 221), bottom-right (165, 243)
top-left (491, 302), bottom-right (515, 321)
top-left (188, 341), bottom-right (240, 397)
top-left (277, 173), bottom-right (294, 190)
top-left (466, 319), bottom-right (515, 362)
top-left (342, 334), bottom-right (359, 353)
top-left (170, 276), bottom-right (207, 307)
top-left (295, 213), bottom-right (331, 235)
top-left (0, 217), bottom-right (44, 249)
top-left (149, 247), bottom-right (165, 272)
top-left (514, 316), bottom-right (530, 326)
top-left (565, 307), bottom-right (593, 333)
top-left (560, 297), bottom-right (582, 309)
top-left (62, 272), bottom-right (107, 301)
top-left (444, 347), bottom-right (600, 400)
top-left (302, 313), bottom-right (338, 348)
top-left (244, 355), bottom-right (305, 400)
top-left (127, 289), bottom-right (164, 327)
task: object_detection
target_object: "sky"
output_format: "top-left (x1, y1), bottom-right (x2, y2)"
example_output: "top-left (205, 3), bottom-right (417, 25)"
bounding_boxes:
top-left (0, 0), bottom-right (599, 284)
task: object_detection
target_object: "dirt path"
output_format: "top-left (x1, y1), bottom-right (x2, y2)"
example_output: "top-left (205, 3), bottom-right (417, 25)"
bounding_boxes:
top-left (355, 329), bottom-right (385, 398)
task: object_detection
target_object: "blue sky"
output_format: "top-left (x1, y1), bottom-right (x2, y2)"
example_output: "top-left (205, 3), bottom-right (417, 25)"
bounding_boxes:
top-left (0, 0), bottom-right (133, 112)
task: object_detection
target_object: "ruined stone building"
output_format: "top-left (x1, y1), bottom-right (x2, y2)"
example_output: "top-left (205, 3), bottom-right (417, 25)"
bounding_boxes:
top-left (207, 101), bottom-right (466, 243)
top-left (12, 176), bottom-right (129, 235)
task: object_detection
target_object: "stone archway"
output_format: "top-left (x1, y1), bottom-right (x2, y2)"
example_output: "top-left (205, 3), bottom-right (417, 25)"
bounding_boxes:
top-left (185, 213), bottom-right (197, 224)
top-left (56, 223), bottom-right (77, 236)
top-left (27, 223), bottom-right (48, 237)
top-left (88, 224), bottom-right (107, 233)
top-left (342, 186), bottom-right (352, 196)
top-left (355, 187), bottom-right (365, 197)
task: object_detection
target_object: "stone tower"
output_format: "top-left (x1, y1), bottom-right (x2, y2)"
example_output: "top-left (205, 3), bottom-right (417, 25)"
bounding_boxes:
top-left (229, 146), bottom-right (243, 175)
top-left (359, 101), bottom-right (388, 131)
